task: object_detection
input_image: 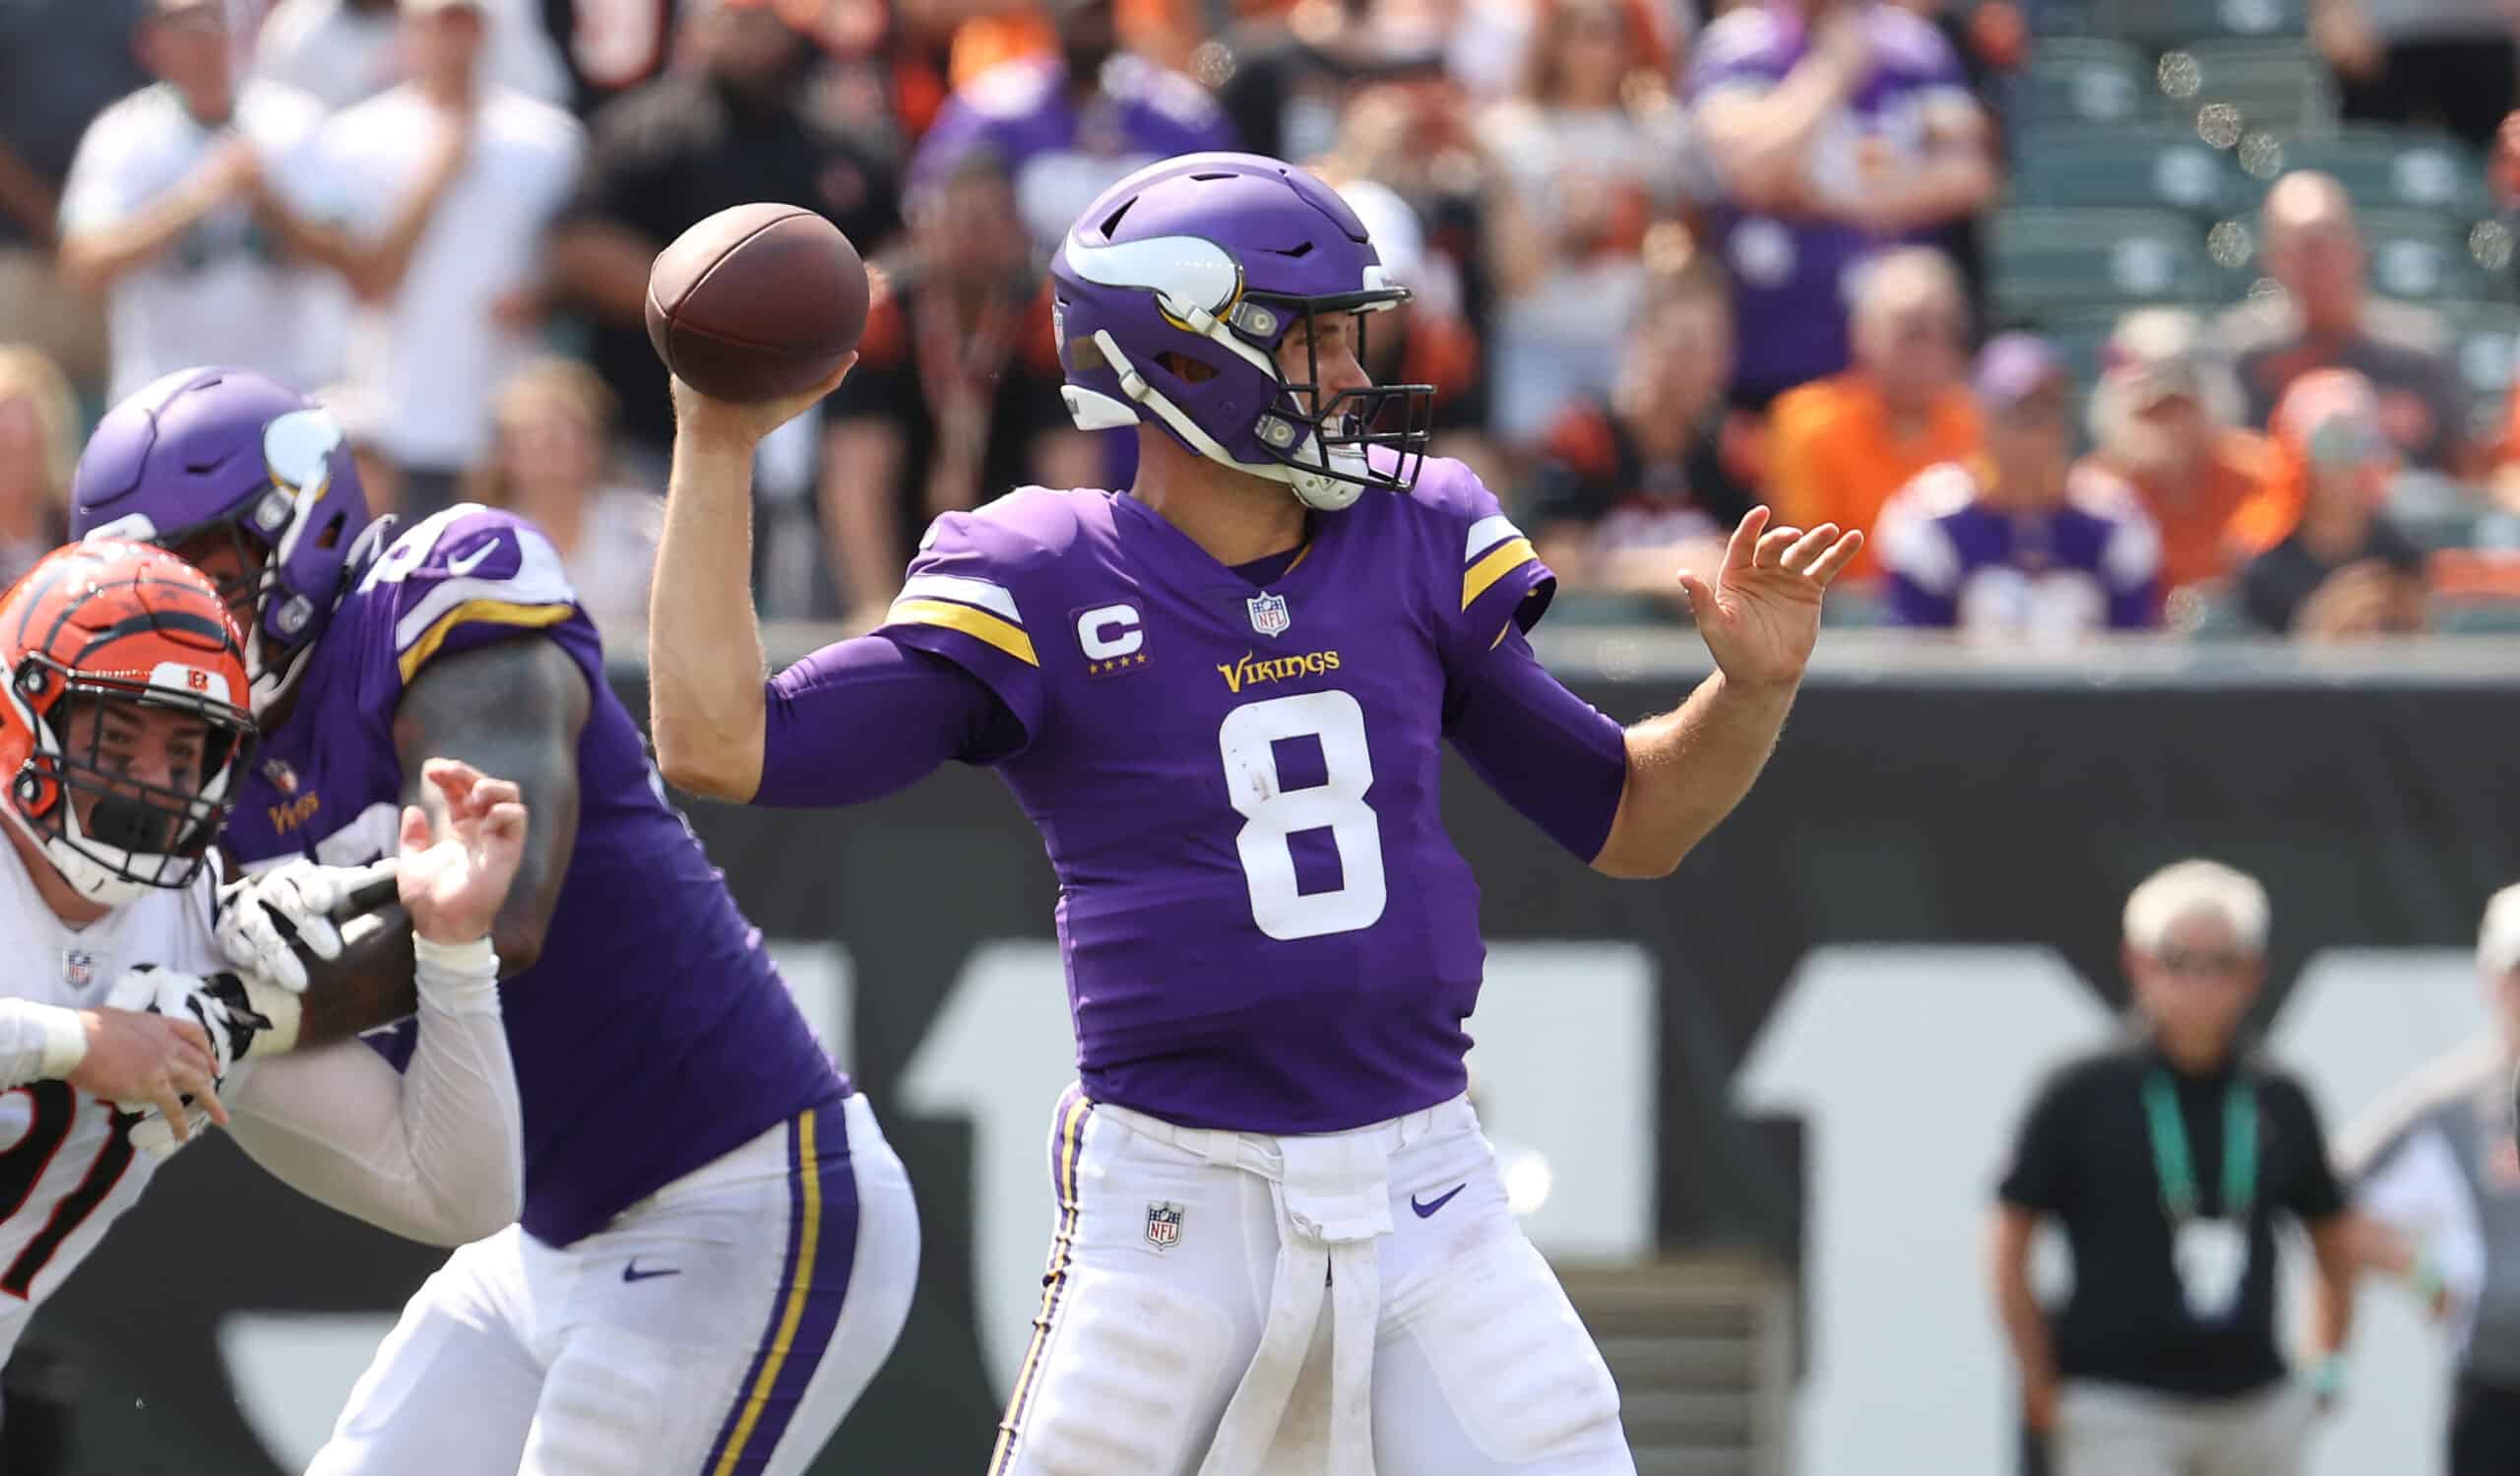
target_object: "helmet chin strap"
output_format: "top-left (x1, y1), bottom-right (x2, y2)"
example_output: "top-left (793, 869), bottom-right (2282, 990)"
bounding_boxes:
top-left (1091, 330), bottom-right (1366, 512)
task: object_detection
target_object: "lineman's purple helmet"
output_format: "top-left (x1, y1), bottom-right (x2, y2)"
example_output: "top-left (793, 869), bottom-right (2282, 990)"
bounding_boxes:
top-left (68, 367), bottom-right (371, 717)
top-left (1048, 153), bottom-right (1431, 510)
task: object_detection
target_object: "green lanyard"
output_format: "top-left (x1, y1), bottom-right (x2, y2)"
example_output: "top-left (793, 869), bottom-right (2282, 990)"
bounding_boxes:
top-left (2140, 1070), bottom-right (2257, 1223)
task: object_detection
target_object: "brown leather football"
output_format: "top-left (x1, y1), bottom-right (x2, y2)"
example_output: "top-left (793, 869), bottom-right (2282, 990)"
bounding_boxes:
top-left (644, 203), bottom-right (868, 404)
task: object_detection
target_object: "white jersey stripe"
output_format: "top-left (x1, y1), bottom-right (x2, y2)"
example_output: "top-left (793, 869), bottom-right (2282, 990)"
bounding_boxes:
top-left (898, 574), bottom-right (1025, 625)
top-left (1464, 515), bottom-right (1522, 564)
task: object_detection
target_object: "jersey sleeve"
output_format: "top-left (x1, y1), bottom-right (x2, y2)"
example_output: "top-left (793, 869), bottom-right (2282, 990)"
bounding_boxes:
top-left (873, 490), bottom-right (1072, 742)
top-left (361, 505), bottom-right (596, 697)
top-left (1413, 458), bottom-right (1556, 673)
top-left (1684, 10), bottom-right (1792, 104)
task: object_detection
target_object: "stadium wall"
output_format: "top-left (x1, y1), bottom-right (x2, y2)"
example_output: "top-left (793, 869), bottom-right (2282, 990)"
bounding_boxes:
top-left (38, 651), bottom-right (2520, 1475)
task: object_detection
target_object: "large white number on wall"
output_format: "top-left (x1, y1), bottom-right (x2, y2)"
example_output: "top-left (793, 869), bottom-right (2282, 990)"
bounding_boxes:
top-left (1217, 691), bottom-right (1386, 940)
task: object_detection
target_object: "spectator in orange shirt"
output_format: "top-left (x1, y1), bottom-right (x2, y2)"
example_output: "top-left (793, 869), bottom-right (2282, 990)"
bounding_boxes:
top-left (2077, 307), bottom-right (2270, 602)
top-left (1764, 245), bottom-right (1980, 580)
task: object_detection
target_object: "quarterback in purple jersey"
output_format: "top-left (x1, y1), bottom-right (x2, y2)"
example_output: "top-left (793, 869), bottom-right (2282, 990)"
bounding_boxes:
top-left (651, 153), bottom-right (1860, 1476)
top-left (67, 370), bottom-right (918, 1476)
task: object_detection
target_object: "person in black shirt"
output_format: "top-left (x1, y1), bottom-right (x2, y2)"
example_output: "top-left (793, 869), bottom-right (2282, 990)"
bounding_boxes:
top-left (549, 0), bottom-right (901, 467)
top-left (1527, 272), bottom-right (1759, 612)
top-left (2239, 367), bottom-right (2428, 640)
top-left (816, 147), bottom-right (1100, 628)
top-left (1990, 859), bottom-right (2359, 1476)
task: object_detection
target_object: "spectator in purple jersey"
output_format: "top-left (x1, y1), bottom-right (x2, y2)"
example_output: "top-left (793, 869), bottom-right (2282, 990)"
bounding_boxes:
top-left (1687, 0), bottom-right (1998, 408)
top-left (905, 0), bottom-right (1237, 258)
top-left (1876, 334), bottom-right (2163, 637)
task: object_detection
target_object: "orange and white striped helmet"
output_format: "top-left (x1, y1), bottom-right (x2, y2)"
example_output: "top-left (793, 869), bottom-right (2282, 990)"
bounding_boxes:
top-left (0, 539), bottom-right (256, 905)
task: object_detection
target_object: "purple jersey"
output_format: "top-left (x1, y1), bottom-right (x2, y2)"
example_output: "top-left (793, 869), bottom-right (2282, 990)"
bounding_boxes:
top-left (1685, 1), bottom-right (1979, 399)
top-left (220, 505), bottom-right (847, 1247)
top-left (1875, 463), bottom-right (2163, 633)
top-left (879, 461), bottom-right (1554, 1133)
top-left (907, 54), bottom-right (1237, 254)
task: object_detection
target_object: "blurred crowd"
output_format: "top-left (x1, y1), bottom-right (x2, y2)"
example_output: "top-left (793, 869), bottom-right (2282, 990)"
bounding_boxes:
top-left (2, 0), bottom-right (2518, 646)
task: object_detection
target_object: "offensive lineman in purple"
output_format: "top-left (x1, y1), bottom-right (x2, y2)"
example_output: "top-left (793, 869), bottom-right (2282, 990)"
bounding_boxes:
top-left (649, 153), bottom-right (1864, 1138)
top-left (1687, 0), bottom-right (1995, 402)
top-left (69, 369), bottom-right (917, 1474)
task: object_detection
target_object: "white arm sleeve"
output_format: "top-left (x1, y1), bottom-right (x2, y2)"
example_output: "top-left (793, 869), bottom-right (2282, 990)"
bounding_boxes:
top-left (225, 939), bottom-right (523, 1247)
top-left (0, 998), bottom-right (86, 1089)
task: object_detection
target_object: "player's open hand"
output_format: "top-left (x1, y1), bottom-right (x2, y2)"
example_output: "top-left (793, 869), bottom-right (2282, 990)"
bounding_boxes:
top-left (398, 758), bottom-right (530, 946)
top-left (1677, 507), bottom-right (1863, 691)
top-left (67, 1007), bottom-right (226, 1143)
top-left (668, 354), bottom-right (856, 456)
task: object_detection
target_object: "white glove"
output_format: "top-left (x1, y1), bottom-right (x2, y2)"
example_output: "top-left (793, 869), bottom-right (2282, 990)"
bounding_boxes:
top-left (104, 965), bottom-right (273, 1160)
top-left (215, 859), bottom-right (393, 994)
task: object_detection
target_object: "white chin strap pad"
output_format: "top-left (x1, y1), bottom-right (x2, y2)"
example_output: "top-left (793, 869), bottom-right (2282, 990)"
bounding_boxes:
top-left (1091, 331), bottom-right (1365, 512)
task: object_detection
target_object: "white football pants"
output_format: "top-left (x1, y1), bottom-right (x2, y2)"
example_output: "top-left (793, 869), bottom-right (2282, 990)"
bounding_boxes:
top-left (990, 1086), bottom-right (1635, 1476)
top-left (306, 1092), bottom-right (918, 1476)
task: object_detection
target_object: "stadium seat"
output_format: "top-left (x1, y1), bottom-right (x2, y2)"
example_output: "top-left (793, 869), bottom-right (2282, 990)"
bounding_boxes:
top-left (2164, 40), bottom-right (2338, 138)
top-left (1991, 209), bottom-right (2220, 312)
top-left (2437, 301), bottom-right (2520, 399)
top-left (2021, 39), bottom-right (2152, 130)
top-left (2095, 0), bottom-right (2304, 50)
top-left (2358, 210), bottom-right (2503, 300)
top-left (2248, 127), bottom-right (2491, 219)
top-left (2435, 600), bottom-right (2520, 633)
top-left (2003, 127), bottom-right (2247, 220)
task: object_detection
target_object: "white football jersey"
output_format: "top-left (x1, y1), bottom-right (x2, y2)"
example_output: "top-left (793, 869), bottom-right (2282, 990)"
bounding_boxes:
top-left (0, 851), bottom-right (223, 1366)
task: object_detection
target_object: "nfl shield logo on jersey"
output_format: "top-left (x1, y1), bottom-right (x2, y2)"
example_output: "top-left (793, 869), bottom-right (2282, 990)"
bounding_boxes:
top-left (60, 949), bottom-right (93, 989)
top-left (1145, 1201), bottom-right (1185, 1250)
top-left (1246, 592), bottom-right (1291, 639)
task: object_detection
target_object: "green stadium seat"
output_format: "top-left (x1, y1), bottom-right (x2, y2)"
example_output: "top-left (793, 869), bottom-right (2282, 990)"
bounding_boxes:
top-left (2437, 602), bottom-right (2520, 633)
top-left (2096, 0), bottom-right (2303, 50)
top-left (2358, 210), bottom-right (2502, 300)
top-left (2437, 301), bottom-right (2520, 399)
top-left (2021, 39), bottom-right (2152, 130)
top-left (2004, 127), bottom-right (2246, 219)
top-left (2164, 40), bottom-right (2338, 138)
top-left (2244, 127), bottom-right (2491, 218)
top-left (1991, 209), bottom-right (2220, 312)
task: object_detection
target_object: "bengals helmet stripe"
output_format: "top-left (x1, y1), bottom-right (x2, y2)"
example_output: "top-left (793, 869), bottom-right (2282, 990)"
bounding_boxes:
top-left (0, 540), bottom-right (257, 907)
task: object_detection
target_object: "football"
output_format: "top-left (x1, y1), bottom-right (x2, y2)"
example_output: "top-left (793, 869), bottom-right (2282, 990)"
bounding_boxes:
top-left (644, 203), bottom-right (870, 404)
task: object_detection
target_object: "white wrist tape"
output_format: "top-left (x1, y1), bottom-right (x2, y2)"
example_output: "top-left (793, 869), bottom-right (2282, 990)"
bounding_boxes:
top-left (413, 934), bottom-right (501, 1015)
top-left (34, 1003), bottom-right (86, 1079)
top-left (237, 975), bottom-right (304, 1058)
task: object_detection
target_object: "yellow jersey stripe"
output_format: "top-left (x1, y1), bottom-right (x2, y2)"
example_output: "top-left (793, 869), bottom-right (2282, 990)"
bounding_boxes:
top-left (889, 598), bottom-right (1040, 668)
top-left (710, 1110), bottom-right (825, 1476)
top-left (1284, 539), bottom-right (1315, 576)
top-left (396, 599), bottom-right (574, 683)
top-left (1461, 537), bottom-right (1538, 611)
top-left (988, 1096), bottom-right (1091, 1475)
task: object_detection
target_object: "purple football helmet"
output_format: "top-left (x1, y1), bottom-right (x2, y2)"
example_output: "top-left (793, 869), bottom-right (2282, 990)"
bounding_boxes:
top-left (68, 367), bottom-right (372, 717)
top-left (1049, 152), bottom-right (1432, 510)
